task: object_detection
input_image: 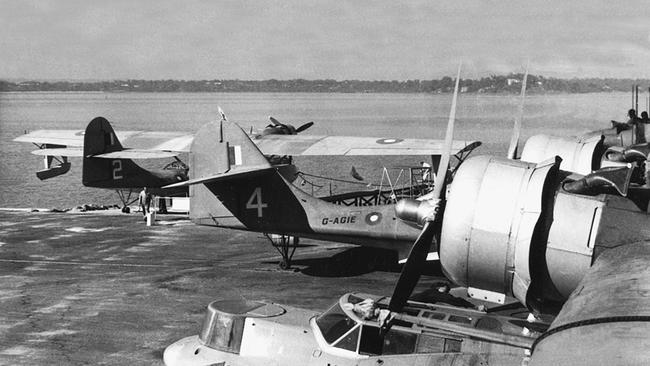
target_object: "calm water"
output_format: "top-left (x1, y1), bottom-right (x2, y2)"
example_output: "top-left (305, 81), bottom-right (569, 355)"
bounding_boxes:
top-left (0, 91), bottom-right (633, 208)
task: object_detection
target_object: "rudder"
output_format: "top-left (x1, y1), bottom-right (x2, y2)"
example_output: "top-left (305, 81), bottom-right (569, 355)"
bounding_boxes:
top-left (190, 120), bottom-right (271, 181)
top-left (187, 120), bottom-right (310, 233)
top-left (82, 117), bottom-right (151, 188)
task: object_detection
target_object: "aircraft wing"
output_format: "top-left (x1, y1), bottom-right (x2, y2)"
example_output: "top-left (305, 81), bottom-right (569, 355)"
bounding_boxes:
top-left (14, 129), bottom-right (86, 146)
top-left (31, 147), bottom-right (83, 157)
top-left (254, 134), bottom-right (480, 156)
top-left (15, 130), bottom-right (194, 153)
top-left (530, 242), bottom-right (650, 365)
top-left (16, 128), bottom-right (480, 157)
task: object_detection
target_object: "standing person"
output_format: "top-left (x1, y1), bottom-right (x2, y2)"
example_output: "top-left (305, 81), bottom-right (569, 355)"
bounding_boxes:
top-left (139, 187), bottom-right (151, 220)
top-left (612, 109), bottom-right (644, 143)
top-left (611, 109), bottom-right (639, 130)
top-left (420, 161), bottom-right (431, 182)
top-left (637, 112), bottom-right (647, 143)
top-left (641, 111), bottom-right (650, 124)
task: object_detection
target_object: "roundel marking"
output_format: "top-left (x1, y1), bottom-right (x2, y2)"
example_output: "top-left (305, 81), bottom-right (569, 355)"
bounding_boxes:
top-left (365, 212), bottom-right (382, 225)
top-left (376, 138), bottom-right (403, 144)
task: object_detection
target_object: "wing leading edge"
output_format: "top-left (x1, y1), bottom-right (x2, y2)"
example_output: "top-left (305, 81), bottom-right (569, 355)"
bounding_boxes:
top-left (255, 134), bottom-right (480, 156)
top-left (18, 127), bottom-right (480, 158)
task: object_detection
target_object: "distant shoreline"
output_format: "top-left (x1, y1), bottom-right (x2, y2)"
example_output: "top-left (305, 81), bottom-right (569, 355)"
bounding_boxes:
top-left (0, 90), bottom-right (631, 95)
top-left (2, 75), bottom-right (649, 94)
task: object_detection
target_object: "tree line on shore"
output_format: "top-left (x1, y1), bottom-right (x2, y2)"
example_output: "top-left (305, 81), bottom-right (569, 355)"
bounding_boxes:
top-left (2, 74), bottom-right (649, 94)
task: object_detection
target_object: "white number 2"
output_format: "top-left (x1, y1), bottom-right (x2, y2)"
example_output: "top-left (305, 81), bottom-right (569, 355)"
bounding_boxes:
top-left (112, 160), bottom-right (123, 180)
top-left (246, 187), bottom-right (268, 218)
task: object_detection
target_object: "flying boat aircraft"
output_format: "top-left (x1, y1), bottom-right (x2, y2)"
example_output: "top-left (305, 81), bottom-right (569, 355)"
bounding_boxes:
top-left (164, 66), bottom-right (650, 366)
top-left (14, 111), bottom-right (479, 214)
top-left (163, 99), bottom-right (480, 270)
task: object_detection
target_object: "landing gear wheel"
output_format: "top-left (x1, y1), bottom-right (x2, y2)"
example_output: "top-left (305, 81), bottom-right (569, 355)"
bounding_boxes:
top-left (279, 259), bottom-right (290, 270)
top-left (265, 234), bottom-right (298, 271)
top-left (121, 206), bottom-right (130, 213)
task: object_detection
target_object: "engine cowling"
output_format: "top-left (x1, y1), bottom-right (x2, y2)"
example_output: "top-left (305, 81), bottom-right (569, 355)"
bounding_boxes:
top-left (520, 134), bottom-right (604, 175)
top-left (440, 154), bottom-right (650, 313)
top-left (440, 155), bottom-right (559, 306)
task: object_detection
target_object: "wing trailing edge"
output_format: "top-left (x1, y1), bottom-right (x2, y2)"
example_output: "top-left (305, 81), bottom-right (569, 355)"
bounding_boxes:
top-left (31, 147), bottom-right (84, 157)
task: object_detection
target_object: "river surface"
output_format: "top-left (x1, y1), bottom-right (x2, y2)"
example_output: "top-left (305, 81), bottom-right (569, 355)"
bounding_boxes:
top-left (0, 91), bottom-right (634, 208)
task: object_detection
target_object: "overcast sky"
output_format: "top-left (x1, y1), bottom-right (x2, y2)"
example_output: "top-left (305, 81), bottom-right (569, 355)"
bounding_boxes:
top-left (2, 0), bottom-right (650, 80)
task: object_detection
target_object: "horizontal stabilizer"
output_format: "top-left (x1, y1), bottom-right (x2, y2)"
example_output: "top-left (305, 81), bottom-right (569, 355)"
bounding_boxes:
top-left (92, 149), bottom-right (179, 159)
top-left (31, 147), bottom-right (179, 159)
top-left (164, 166), bottom-right (273, 188)
top-left (31, 148), bottom-right (83, 157)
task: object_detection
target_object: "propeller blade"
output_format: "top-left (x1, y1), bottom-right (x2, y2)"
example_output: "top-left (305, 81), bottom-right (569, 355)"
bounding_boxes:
top-left (218, 106), bottom-right (227, 122)
top-left (388, 221), bottom-right (438, 312)
top-left (431, 62), bottom-right (462, 200)
top-left (351, 166), bottom-right (364, 181)
top-left (385, 63), bottom-right (461, 319)
top-left (269, 116), bottom-right (283, 127)
top-left (506, 62), bottom-right (529, 160)
top-left (295, 121), bottom-right (314, 133)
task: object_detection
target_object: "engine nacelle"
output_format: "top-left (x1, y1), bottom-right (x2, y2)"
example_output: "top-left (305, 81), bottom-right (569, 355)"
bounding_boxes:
top-left (440, 155), bottom-right (650, 313)
top-left (440, 155), bottom-right (559, 306)
top-left (520, 134), bottom-right (604, 175)
top-left (603, 127), bottom-right (635, 147)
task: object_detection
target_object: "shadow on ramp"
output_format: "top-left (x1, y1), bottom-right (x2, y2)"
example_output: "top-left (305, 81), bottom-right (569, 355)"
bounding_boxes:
top-left (292, 247), bottom-right (401, 277)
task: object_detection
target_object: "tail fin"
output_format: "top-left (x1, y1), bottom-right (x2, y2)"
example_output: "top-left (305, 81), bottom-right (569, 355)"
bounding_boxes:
top-left (178, 120), bottom-right (310, 233)
top-left (82, 117), bottom-right (158, 188)
top-left (83, 117), bottom-right (123, 156)
top-left (169, 120), bottom-right (272, 187)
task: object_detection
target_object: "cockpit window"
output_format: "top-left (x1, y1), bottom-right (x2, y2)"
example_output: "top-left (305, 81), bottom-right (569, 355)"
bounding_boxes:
top-left (448, 315), bottom-right (472, 324)
top-left (359, 325), bottom-right (383, 355)
top-left (333, 325), bottom-right (360, 352)
top-left (383, 329), bottom-right (417, 355)
top-left (347, 294), bottom-right (366, 304)
top-left (316, 303), bottom-right (357, 344)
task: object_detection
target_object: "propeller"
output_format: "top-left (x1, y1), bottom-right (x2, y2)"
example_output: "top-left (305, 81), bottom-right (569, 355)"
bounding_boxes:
top-left (385, 63), bottom-right (462, 319)
top-left (268, 116), bottom-right (314, 135)
top-left (295, 121), bottom-right (314, 133)
top-left (350, 166), bottom-right (364, 181)
top-left (506, 62), bottom-right (529, 160)
top-left (218, 106), bottom-right (227, 122)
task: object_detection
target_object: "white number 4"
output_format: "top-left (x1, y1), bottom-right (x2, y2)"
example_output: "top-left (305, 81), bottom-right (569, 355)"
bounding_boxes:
top-left (246, 187), bottom-right (268, 218)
